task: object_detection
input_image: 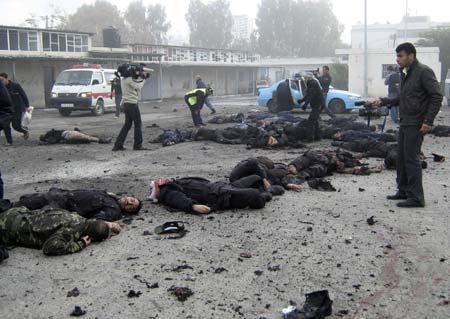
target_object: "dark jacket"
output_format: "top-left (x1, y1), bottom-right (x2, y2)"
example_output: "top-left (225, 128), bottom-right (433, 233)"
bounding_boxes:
top-left (6, 81), bottom-right (29, 113)
top-left (381, 60), bottom-right (443, 126)
top-left (0, 81), bottom-right (13, 115)
top-left (318, 74), bottom-right (332, 93)
top-left (159, 177), bottom-right (266, 213)
top-left (196, 79), bottom-right (207, 89)
top-left (299, 79), bottom-right (324, 110)
top-left (14, 188), bottom-right (124, 221)
top-left (384, 72), bottom-right (400, 96)
top-left (111, 77), bottom-right (122, 96)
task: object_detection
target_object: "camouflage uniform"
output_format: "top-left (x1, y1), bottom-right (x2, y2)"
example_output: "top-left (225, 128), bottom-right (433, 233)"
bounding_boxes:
top-left (0, 207), bottom-right (88, 256)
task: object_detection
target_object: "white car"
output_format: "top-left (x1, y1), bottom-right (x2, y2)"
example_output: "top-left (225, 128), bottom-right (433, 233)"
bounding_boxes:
top-left (50, 64), bottom-right (118, 116)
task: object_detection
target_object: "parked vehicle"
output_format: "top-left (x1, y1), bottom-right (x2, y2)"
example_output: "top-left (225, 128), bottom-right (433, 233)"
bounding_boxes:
top-left (50, 64), bottom-right (117, 117)
top-left (445, 69), bottom-right (450, 106)
top-left (257, 78), bottom-right (364, 114)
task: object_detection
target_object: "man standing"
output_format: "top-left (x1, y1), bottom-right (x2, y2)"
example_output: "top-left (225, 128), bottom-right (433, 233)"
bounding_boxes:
top-left (0, 73), bottom-right (30, 140)
top-left (110, 76), bottom-right (122, 119)
top-left (112, 72), bottom-right (148, 151)
top-left (374, 43), bottom-right (443, 208)
top-left (0, 80), bottom-right (13, 145)
top-left (195, 75), bottom-right (216, 114)
top-left (384, 65), bottom-right (400, 123)
top-left (317, 66), bottom-right (335, 118)
top-left (184, 87), bottom-right (213, 127)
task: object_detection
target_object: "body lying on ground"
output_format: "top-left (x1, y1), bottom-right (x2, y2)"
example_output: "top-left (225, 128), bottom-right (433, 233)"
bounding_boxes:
top-left (148, 176), bottom-right (272, 214)
top-left (14, 188), bottom-right (141, 221)
top-left (153, 128), bottom-right (193, 147)
top-left (208, 113), bottom-right (245, 124)
top-left (431, 125), bottom-right (450, 137)
top-left (39, 128), bottom-right (111, 145)
top-left (332, 130), bottom-right (397, 142)
top-left (0, 207), bottom-right (121, 256)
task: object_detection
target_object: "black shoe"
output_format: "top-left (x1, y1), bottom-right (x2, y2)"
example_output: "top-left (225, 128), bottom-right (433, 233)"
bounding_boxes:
top-left (397, 199), bottom-right (425, 208)
top-left (0, 246), bottom-right (9, 263)
top-left (112, 146), bottom-right (126, 151)
top-left (294, 290), bottom-right (333, 319)
top-left (199, 123), bottom-right (207, 127)
top-left (211, 109), bottom-right (217, 115)
top-left (387, 192), bottom-right (407, 200)
top-left (133, 146), bottom-right (150, 151)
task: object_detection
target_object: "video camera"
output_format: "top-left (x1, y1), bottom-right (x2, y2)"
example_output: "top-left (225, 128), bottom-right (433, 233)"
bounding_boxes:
top-left (356, 101), bottom-right (389, 118)
top-left (115, 63), bottom-right (153, 80)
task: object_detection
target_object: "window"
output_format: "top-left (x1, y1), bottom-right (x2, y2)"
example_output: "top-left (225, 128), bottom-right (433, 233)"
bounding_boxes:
top-left (43, 32), bottom-right (50, 51)
top-left (19, 31), bottom-right (28, 51)
top-left (82, 35), bottom-right (88, 52)
top-left (104, 72), bottom-right (116, 84)
top-left (28, 32), bottom-right (38, 51)
top-left (67, 35), bottom-right (74, 52)
top-left (381, 64), bottom-right (398, 79)
top-left (92, 72), bottom-right (103, 85)
top-left (0, 29), bottom-right (7, 50)
top-left (9, 30), bottom-right (18, 50)
top-left (55, 71), bottom-right (93, 86)
top-left (50, 33), bottom-right (58, 51)
top-left (59, 34), bottom-right (66, 52)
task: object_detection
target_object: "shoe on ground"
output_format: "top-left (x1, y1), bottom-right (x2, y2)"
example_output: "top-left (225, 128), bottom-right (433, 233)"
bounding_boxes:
top-left (211, 109), bottom-right (217, 115)
top-left (133, 146), bottom-right (150, 151)
top-left (112, 146), bottom-right (126, 151)
top-left (23, 132), bottom-right (29, 140)
top-left (397, 199), bottom-right (425, 208)
top-left (3, 143), bottom-right (12, 146)
top-left (387, 192), bottom-right (407, 200)
top-left (294, 290), bottom-right (333, 319)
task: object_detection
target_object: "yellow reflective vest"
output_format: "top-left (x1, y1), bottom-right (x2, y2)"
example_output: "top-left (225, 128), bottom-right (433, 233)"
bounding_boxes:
top-left (185, 88), bottom-right (207, 107)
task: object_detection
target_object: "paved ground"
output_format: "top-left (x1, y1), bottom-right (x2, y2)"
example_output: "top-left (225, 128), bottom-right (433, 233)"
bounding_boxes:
top-left (0, 96), bottom-right (449, 319)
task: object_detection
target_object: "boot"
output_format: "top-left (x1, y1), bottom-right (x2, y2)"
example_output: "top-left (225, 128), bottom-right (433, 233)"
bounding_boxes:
top-left (294, 290), bottom-right (333, 319)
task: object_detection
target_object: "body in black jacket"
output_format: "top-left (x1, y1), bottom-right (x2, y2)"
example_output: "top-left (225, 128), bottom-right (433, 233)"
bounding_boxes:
top-left (158, 177), bottom-right (267, 213)
top-left (14, 188), bottom-right (140, 221)
top-left (379, 44), bottom-right (443, 207)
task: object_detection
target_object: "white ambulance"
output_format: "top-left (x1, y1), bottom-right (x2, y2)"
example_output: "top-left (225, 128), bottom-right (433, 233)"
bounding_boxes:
top-left (50, 64), bottom-right (118, 116)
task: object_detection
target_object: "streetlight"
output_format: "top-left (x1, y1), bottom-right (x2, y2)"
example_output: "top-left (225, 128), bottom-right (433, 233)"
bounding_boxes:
top-left (364, 0), bottom-right (368, 97)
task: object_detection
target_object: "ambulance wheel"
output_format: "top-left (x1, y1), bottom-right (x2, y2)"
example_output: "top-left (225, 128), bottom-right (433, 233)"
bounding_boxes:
top-left (92, 100), bottom-right (105, 116)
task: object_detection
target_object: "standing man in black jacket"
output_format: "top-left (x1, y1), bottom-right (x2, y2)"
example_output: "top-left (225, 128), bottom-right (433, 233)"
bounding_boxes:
top-left (0, 73), bottom-right (30, 140)
top-left (110, 75), bottom-right (122, 119)
top-left (317, 66), bottom-right (336, 118)
top-left (374, 43), bottom-right (443, 208)
top-left (0, 80), bottom-right (13, 145)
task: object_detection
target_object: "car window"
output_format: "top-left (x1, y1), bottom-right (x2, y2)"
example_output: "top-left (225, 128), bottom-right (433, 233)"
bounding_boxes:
top-left (290, 81), bottom-right (299, 91)
top-left (92, 72), bottom-right (103, 85)
top-left (104, 72), bottom-right (116, 84)
top-left (55, 71), bottom-right (92, 86)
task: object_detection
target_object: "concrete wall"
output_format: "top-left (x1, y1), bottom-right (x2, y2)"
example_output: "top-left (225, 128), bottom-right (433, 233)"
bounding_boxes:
top-left (346, 47), bottom-right (441, 97)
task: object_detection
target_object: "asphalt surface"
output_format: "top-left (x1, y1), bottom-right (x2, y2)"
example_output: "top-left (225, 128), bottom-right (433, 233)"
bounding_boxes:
top-left (0, 95), bottom-right (449, 319)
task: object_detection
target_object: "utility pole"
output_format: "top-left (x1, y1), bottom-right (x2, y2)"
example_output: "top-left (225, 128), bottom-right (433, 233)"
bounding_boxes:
top-left (364, 0), bottom-right (368, 97)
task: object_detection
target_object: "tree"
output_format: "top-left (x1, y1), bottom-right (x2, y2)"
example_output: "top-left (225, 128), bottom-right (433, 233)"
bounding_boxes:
top-left (63, 0), bottom-right (126, 46)
top-left (124, 1), bottom-right (171, 44)
top-left (186, 0), bottom-right (233, 48)
top-left (23, 4), bottom-right (67, 29)
top-left (256, 0), bottom-right (343, 57)
top-left (416, 27), bottom-right (450, 85)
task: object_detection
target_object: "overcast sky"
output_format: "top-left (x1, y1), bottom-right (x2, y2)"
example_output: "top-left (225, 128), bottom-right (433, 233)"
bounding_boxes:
top-left (2, 0), bottom-right (449, 44)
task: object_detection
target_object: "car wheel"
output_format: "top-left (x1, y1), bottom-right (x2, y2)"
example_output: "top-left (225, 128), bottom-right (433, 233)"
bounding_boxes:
top-left (328, 99), bottom-right (346, 114)
top-left (59, 109), bottom-right (72, 117)
top-left (92, 100), bottom-right (105, 116)
top-left (267, 99), bottom-right (278, 113)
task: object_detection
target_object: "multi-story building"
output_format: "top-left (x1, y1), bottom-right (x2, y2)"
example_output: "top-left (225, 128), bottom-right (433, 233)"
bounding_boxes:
top-left (232, 15), bottom-right (255, 41)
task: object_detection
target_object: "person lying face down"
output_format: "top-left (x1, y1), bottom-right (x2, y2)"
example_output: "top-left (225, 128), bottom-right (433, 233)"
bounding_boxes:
top-left (14, 188), bottom-right (142, 222)
top-left (229, 157), bottom-right (303, 193)
top-left (39, 128), bottom-right (111, 145)
top-left (152, 128), bottom-right (193, 147)
top-left (0, 206), bottom-right (122, 256)
top-left (430, 125), bottom-right (450, 137)
top-left (331, 139), bottom-right (395, 158)
top-left (332, 130), bottom-right (397, 143)
top-left (148, 176), bottom-right (272, 214)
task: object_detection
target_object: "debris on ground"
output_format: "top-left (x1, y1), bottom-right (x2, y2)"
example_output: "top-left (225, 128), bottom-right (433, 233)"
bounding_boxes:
top-left (168, 286), bottom-right (194, 302)
top-left (67, 287), bottom-right (80, 297)
top-left (308, 179), bottom-right (336, 192)
top-left (282, 290), bottom-right (333, 319)
top-left (70, 306), bottom-right (86, 317)
top-left (127, 290), bottom-right (142, 298)
top-left (366, 216), bottom-right (377, 225)
top-left (154, 221), bottom-right (187, 239)
top-left (432, 153), bottom-right (445, 162)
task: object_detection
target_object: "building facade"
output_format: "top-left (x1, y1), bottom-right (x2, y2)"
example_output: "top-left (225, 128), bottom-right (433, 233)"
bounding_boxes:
top-left (232, 15), bottom-right (255, 41)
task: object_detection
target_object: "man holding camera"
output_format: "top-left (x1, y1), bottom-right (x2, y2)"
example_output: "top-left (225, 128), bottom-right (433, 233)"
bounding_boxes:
top-left (374, 43), bottom-right (442, 208)
top-left (112, 66), bottom-right (149, 151)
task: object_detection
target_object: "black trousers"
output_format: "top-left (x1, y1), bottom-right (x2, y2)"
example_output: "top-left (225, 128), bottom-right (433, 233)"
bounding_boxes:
top-left (114, 103), bottom-right (143, 148)
top-left (0, 114), bottom-right (12, 144)
top-left (0, 168), bottom-right (3, 199)
top-left (115, 94), bottom-right (122, 117)
top-left (185, 97), bottom-right (204, 126)
top-left (322, 93), bottom-right (335, 118)
top-left (11, 111), bottom-right (27, 134)
top-left (397, 125), bottom-right (424, 204)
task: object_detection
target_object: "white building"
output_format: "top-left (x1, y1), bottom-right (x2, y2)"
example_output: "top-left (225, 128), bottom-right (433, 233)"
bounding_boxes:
top-left (351, 16), bottom-right (450, 49)
top-left (232, 15), bottom-right (255, 40)
top-left (337, 16), bottom-right (446, 97)
top-left (336, 47), bottom-right (441, 97)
